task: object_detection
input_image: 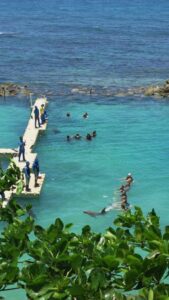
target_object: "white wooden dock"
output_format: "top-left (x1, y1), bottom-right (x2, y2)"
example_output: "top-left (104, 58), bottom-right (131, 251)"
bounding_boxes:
top-left (0, 149), bottom-right (18, 156)
top-left (1, 97), bottom-right (48, 207)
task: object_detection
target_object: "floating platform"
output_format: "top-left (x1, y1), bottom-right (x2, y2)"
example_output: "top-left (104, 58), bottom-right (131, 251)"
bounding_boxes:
top-left (1, 97), bottom-right (48, 207)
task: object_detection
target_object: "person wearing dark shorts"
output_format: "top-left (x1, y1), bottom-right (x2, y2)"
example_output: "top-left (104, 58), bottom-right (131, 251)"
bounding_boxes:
top-left (34, 106), bottom-right (40, 128)
top-left (32, 158), bottom-right (40, 187)
top-left (18, 136), bottom-right (26, 162)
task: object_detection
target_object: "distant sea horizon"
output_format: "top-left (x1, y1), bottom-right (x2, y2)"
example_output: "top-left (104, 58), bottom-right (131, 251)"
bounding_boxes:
top-left (1, 0), bottom-right (169, 95)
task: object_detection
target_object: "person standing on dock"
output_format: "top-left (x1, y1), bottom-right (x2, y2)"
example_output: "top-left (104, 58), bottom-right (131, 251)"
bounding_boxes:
top-left (40, 104), bottom-right (45, 124)
top-left (32, 158), bottom-right (40, 187)
top-left (34, 106), bottom-right (41, 128)
top-left (18, 136), bottom-right (26, 162)
top-left (23, 161), bottom-right (31, 192)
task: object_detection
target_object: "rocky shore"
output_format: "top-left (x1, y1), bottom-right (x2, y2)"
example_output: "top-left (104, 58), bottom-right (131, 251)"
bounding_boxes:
top-left (0, 83), bottom-right (31, 97)
top-left (1, 79), bottom-right (169, 99)
top-left (70, 79), bottom-right (169, 99)
top-left (144, 80), bottom-right (169, 97)
top-left (114, 80), bottom-right (169, 98)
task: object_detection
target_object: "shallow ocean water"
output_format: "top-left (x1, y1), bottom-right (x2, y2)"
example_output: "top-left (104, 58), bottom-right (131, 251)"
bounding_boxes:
top-left (1, 0), bottom-right (169, 298)
top-left (1, 95), bottom-right (169, 234)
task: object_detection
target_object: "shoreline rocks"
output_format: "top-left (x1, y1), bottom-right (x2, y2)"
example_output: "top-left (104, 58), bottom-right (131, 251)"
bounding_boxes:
top-left (144, 80), bottom-right (169, 97)
top-left (0, 83), bottom-right (31, 97)
top-left (2, 79), bottom-right (169, 99)
top-left (70, 79), bottom-right (169, 99)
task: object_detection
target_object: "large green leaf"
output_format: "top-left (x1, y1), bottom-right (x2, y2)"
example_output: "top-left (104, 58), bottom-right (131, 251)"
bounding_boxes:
top-left (89, 269), bottom-right (106, 291)
top-left (143, 254), bottom-right (167, 283)
top-left (124, 269), bottom-right (140, 290)
top-left (69, 254), bottom-right (83, 271)
top-left (69, 284), bottom-right (86, 298)
top-left (148, 288), bottom-right (154, 300)
top-left (21, 263), bottom-right (50, 290)
top-left (102, 255), bottom-right (120, 270)
top-left (34, 225), bottom-right (46, 240)
top-left (125, 254), bottom-right (143, 271)
top-left (16, 179), bottom-right (24, 195)
top-left (54, 218), bottom-right (64, 233)
top-left (82, 225), bottom-right (91, 236)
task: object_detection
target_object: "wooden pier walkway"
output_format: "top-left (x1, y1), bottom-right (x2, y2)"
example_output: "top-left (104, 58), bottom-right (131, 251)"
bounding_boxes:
top-left (1, 97), bottom-right (48, 207)
top-left (0, 149), bottom-right (18, 156)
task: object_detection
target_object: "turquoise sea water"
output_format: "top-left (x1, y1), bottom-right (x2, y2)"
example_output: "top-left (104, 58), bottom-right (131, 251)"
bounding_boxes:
top-left (1, 95), bottom-right (169, 234)
top-left (1, 0), bottom-right (169, 298)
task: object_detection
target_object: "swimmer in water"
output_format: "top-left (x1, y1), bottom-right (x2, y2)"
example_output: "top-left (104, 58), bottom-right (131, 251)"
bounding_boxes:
top-left (92, 130), bottom-right (97, 137)
top-left (126, 173), bottom-right (134, 184)
top-left (86, 133), bottom-right (92, 141)
top-left (123, 173), bottom-right (134, 190)
top-left (119, 184), bottom-right (130, 194)
top-left (67, 135), bottom-right (71, 141)
top-left (120, 191), bottom-right (127, 205)
top-left (119, 185), bottom-right (125, 193)
top-left (83, 112), bottom-right (88, 119)
top-left (74, 133), bottom-right (81, 140)
top-left (121, 197), bottom-right (130, 211)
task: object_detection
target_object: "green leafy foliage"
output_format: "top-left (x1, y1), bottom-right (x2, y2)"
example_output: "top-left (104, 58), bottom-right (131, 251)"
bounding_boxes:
top-left (0, 160), bottom-right (22, 195)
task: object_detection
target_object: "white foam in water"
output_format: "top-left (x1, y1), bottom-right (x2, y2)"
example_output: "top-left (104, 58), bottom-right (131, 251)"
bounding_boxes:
top-left (0, 31), bottom-right (17, 36)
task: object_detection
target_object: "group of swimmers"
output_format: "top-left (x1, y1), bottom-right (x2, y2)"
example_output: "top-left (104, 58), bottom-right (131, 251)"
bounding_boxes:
top-left (83, 173), bottom-right (134, 217)
top-left (67, 131), bottom-right (96, 141)
top-left (119, 173), bottom-right (133, 210)
top-left (66, 111), bottom-right (97, 141)
top-left (66, 112), bottom-right (88, 119)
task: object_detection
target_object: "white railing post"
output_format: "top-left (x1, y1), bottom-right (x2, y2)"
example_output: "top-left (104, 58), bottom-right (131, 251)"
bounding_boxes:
top-left (29, 93), bottom-right (33, 107)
